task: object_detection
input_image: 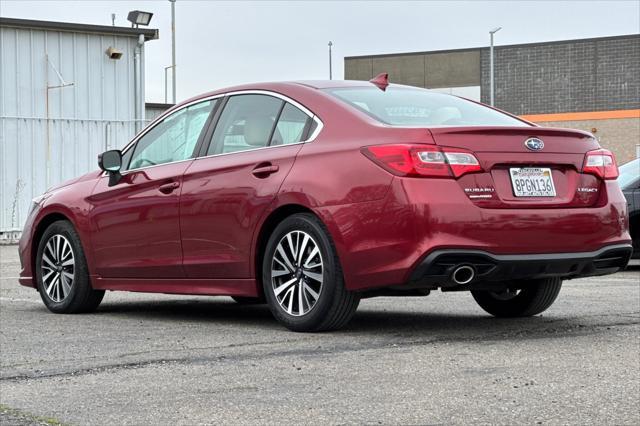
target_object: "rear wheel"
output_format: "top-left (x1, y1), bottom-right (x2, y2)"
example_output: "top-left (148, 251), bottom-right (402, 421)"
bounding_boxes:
top-left (471, 277), bottom-right (562, 317)
top-left (35, 221), bottom-right (105, 313)
top-left (262, 213), bottom-right (360, 332)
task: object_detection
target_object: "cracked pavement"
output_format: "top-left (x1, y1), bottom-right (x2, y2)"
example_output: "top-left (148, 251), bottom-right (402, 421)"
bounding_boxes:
top-left (1, 245), bottom-right (639, 425)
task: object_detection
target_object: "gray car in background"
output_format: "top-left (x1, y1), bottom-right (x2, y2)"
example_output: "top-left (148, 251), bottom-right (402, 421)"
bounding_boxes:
top-left (619, 158), bottom-right (640, 258)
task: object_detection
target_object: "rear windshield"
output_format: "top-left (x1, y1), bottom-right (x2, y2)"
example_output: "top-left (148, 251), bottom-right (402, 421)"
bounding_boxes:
top-left (325, 86), bottom-right (528, 127)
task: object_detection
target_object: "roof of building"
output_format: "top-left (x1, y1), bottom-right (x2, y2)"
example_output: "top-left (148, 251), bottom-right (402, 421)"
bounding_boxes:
top-left (145, 103), bottom-right (175, 109)
top-left (0, 17), bottom-right (158, 41)
top-left (344, 33), bottom-right (640, 60)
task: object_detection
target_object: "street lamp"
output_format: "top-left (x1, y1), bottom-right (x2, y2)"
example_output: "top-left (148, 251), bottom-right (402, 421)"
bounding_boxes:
top-left (489, 27), bottom-right (502, 107)
top-left (127, 10), bottom-right (153, 28)
top-left (164, 65), bottom-right (174, 104)
top-left (328, 41), bottom-right (333, 80)
top-left (170, 0), bottom-right (177, 103)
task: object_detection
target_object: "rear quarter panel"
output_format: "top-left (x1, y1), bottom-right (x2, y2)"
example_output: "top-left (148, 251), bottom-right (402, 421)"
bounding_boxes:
top-left (274, 91), bottom-right (437, 289)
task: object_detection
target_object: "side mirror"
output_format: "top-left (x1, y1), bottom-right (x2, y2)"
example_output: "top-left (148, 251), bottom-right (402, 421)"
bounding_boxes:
top-left (98, 150), bottom-right (123, 186)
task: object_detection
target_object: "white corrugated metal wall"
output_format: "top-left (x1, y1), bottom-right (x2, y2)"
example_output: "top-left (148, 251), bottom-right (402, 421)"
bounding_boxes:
top-left (0, 23), bottom-right (147, 236)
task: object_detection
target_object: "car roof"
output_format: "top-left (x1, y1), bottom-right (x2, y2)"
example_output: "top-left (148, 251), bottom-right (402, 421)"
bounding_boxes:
top-left (292, 80), bottom-right (377, 89)
top-left (172, 80), bottom-right (421, 111)
top-left (191, 80), bottom-right (383, 99)
top-left (152, 80), bottom-right (362, 126)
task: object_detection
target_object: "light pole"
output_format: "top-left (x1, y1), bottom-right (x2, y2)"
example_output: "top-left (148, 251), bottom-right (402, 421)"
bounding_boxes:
top-left (328, 41), bottom-right (333, 80)
top-left (164, 65), bottom-right (174, 104)
top-left (489, 27), bottom-right (501, 107)
top-left (170, 0), bottom-right (177, 103)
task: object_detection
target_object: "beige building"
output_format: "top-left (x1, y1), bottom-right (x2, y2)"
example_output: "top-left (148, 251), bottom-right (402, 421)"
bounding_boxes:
top-left (520, 112), bottom-right (639, 164)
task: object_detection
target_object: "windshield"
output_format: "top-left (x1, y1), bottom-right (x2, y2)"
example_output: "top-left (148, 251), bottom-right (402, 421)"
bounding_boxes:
top-left (325, 86), bottom-right (528, 127)
top-left (617, 158), bottom-right (640, 189)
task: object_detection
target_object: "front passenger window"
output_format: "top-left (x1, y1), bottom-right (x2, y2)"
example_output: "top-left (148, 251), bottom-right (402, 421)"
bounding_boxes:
top-left (127, 100), bottom-right (216, 170)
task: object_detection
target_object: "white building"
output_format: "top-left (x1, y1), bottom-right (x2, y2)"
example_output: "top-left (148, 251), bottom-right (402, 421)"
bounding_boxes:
top-left (0, 17), bottom-right (158, 240)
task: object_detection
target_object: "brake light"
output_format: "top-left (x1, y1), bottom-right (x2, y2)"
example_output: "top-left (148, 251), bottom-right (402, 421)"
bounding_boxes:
top-left (582, 149), bottom-right (618, 180)
top-left (362, 144), bottom-right (482, 178)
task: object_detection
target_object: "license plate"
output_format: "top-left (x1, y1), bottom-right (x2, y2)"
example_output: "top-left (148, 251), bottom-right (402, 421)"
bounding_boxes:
top-left (509, 167), bottom-right (556, 197)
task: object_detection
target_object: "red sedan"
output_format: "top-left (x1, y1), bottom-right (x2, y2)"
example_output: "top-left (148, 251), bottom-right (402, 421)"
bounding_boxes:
top-left (18, 76), bottom-right (632, 331)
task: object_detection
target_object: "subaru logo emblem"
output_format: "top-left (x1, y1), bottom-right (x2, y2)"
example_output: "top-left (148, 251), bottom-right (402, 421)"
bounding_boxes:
top-left (524, 138), bottom-right (544, 151)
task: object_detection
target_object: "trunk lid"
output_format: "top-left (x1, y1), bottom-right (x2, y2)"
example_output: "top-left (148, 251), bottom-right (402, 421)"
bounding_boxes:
top-left (428, 126), bottom-right (603, 208)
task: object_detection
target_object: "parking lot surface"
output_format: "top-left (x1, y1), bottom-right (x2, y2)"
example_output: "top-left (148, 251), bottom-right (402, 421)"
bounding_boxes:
top-left (1, 244), bottom-right (639, 425)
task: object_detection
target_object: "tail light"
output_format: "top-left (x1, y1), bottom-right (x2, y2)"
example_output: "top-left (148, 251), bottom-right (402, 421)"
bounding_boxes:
top-left (362, 144), bottom-right (482, 178)
top-left (582, 149), bottom-right (618, 180)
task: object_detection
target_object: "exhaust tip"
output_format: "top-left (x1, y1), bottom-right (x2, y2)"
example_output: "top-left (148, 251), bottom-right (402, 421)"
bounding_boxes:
top-left (452, 265), bottom-right (475, 285)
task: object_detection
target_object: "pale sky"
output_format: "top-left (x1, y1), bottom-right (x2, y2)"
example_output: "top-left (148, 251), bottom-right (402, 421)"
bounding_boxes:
top-left (2, 0), bottom-right (639, 103)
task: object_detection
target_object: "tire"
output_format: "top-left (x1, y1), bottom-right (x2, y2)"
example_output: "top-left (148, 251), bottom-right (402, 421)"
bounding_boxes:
top-left (471, 277), bottom-right (562, 317)
top-left (262, 213), bottom-right (360, 332)
top-left (35, 220), bottom-right (105, 313)
top-left (231, 296), bottom-right (265, 305)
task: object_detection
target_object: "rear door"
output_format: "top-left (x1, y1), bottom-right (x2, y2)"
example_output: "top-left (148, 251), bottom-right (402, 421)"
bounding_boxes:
top-left (429, 126), bottom-right (602, 209)
top-left (179, 93), bottom-right (316, 278)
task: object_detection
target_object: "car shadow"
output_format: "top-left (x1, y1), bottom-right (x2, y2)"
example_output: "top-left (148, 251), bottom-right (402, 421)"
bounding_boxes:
top-left (346, 308), bottom-right (577, 337)
top-left (97, 298), bottom-right (280, 328)
top-left (92, 297), bottom-right (588, 340)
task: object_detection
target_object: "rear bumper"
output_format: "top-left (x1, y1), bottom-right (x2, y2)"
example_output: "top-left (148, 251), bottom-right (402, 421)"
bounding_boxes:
top-left (407, 244), bottom-right (633, 288)
top-left (323, 177), bottom-right (631, 291)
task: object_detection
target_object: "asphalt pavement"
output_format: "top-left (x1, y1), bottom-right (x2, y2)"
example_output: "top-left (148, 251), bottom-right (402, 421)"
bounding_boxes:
top-left (1, 244), bottom-right (639, 425)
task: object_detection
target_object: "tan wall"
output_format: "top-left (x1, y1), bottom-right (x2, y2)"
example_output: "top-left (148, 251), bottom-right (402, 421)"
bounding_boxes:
top-left (372, 55), bottom-right (425, 88)
top-left (345, 50), bottom-right (480, 89)
top-left (344, 57), bottom-right (374, 82)
top-left (534, 118), bottom-right (640, 164)
top-left (424, 51), bottom-right (481, 88)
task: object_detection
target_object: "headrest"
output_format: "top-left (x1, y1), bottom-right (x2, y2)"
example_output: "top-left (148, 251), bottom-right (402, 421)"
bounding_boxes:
top-left (244, 116), bottom-right (274, 146)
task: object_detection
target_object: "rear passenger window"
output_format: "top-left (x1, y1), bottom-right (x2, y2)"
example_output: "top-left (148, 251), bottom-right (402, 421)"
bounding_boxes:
top-left (207, 95), bottom-right (283, 155)
top-left (272, 103), bottom-right (311, 145)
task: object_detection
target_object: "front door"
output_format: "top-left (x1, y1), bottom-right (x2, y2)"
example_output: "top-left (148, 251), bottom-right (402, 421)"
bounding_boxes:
top-left (88, 99), bottom-right (217, 278)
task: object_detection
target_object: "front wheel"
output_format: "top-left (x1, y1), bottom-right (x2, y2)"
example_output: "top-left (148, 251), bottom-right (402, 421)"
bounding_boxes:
top-left (471, 277), bottom-right (562, 317)
top-left (35, 220), bottom-right (105, 313)
top-left (262, 213), bottom-right (360, 332)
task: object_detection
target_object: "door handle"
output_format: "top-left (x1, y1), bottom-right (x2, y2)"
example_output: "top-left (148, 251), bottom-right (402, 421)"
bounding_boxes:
top-left (158, 181), bottom-right (180, 194)
top-left (252, 164), bottom-right (279, 177)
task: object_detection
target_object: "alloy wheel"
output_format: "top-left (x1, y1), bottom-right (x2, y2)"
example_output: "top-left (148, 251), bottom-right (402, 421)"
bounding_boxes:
top-left (271, 230), bottom-right (323, 316)
top-left (40, 234), bottom-right (75, 303)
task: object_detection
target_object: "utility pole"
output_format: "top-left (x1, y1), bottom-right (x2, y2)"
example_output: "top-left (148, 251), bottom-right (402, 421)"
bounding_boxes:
top-left (170, 0), bottom-right (177, 103)
top-left (328, 41), bottom-right (333, 80)
top-left (111, 13), bottom-right (116, 26)
top-left (164, 66), bottom-right (173, 104)
top-left (489, 27), bottom-right (501, 106)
